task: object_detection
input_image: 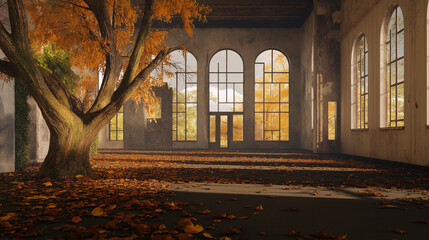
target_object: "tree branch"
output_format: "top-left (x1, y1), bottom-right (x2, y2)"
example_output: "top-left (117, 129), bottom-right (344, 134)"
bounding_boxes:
top-left (7, 0), bottom-right (30, 53)
top-left (84, 0), bottom-right (122, 114)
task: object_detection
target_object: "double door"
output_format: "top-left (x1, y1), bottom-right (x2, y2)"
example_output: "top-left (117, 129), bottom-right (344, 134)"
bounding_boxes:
top-left (209, 113), bottom-right (243, 149)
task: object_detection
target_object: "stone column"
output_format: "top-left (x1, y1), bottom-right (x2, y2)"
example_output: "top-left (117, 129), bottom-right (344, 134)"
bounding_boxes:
top-left (313, 0), bottom-right (341, 153)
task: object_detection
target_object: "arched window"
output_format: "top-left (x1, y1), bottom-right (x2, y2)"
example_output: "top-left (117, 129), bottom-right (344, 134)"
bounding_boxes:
top-left (163, 50), bottom-right (198, 141)
top-left (352, 34), bottom-right (368, 129)
top-left (209, 50), bottom-right (244, 147)
top-left (254, 49), bottom-right (289, 141)
top-left (382, 6), bottom-right (404, 127)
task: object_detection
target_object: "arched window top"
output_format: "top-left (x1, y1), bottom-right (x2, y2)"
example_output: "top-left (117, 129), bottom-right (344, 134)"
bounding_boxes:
top-left (388, 6), bottom-right (404, 36)
top-left (255, 49), bottom-right (289, 73)
top-left (210, 49), bottom-right (243, 73)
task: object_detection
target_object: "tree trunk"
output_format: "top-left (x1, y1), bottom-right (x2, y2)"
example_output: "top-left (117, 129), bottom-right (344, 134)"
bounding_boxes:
top-left (38, 125), bottom-right (96, 179)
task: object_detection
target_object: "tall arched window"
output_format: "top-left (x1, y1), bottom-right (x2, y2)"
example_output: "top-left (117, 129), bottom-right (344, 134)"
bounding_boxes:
top-left (382, 6), bottom-right (404, 127)
top-left (255, 49), bottom-right (289, 141)
top-left (163, 50), bottom-right (198, 141)
top-left (209, 50), bottom-right (244, 147)
top-left (352, 34), bottom-right (368, 129)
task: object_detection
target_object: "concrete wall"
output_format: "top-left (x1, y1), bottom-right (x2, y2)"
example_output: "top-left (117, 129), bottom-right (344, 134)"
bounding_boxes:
top-left (340, 0), bottom-right (429, 166)
top-left (0, 4), bottom-right (14, 172)
top-left (0, 79), bottom-right (15, 172)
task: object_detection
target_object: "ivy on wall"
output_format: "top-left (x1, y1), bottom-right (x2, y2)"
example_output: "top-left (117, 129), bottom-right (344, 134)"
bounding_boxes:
top-left (15, 80), bottom-right (30, 172)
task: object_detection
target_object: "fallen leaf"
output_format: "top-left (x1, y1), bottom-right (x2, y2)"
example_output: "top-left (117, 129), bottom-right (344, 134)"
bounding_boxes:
top-left (394, 227), bottom-right (406, 234)
top-left (71, 216), bottom-right (82, 223)
top-left (259, 232), bottom-right (268, 236)
top-left (75, 175), bottom-right (84, 178)
top-left (91, 207), bottom-right (104, 217)
top-left (0, 213), bottom-right (15, 221)
top-left (256, 205), bottom-right (264, 211)
top-left (197, 209), bottom-right (212, 214)
top-left (183, 224), bottom-right (204, 234)
top-left (43, 182), bottom-right (53, 187)
top-left (106, 204), bottom-right (116, 211)
top-left (219, 237), bottom-right (232, 240)
top-left (202, 232), bottom-right (214, 239)
top-left (287, 230), bottom-right (301, 236)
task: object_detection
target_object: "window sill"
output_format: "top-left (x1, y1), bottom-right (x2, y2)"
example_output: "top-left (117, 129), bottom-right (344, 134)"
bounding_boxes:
top-left (380, 127), bottom-right (404, 131)
top-left (351, 128), bottom-right (368, 132)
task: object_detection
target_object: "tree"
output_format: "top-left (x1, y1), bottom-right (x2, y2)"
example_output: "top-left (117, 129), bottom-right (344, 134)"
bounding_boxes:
top-left (0, 0), bottom-right (208, 179)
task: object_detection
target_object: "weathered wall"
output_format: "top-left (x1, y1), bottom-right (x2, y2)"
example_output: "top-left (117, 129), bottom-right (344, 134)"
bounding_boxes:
top-left (0, 4), bottom-right (14, 172)
top-left (300, 12), bottom-right (315, 151)
top-left (28, 97), bottom-right (49, 162)
top-left (340, 0), bottom-right (429, 166)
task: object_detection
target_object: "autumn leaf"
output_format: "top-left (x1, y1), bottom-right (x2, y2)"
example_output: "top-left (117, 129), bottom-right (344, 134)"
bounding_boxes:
top-left (287, 230), bottom-right (301, 236)
top-left (256, 205), bottom-right (264, 211)
top-left (0, 213), bottom-right (15, 221)
top-left (43, 181), bottom-right (53, 187)
top-left (202, 232), bottom-right (214, 239)
top-left (197, 209), bottom-right (211, 214)
top-left (75, 175), bottom-right (84, 178)
top-left (394, 227), bottom-right (406, 234)
top-left (177, 218), bottom-right (193, 229)
top-left (26, 195), bottom-right (56, 201)
top-left (219, 237), bottom-right (232, 240)
top-left (91, 207), bottom-right (104, 217)
top-left (71, 216), bottom-right (82, 223)
top-left (183, 224), bottom-right (204, 234)
top-left (106, 204), bottom-right (117, 211)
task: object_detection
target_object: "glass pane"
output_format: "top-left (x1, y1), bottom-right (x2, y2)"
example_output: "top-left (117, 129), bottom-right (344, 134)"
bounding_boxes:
top-left (187, 52), bottom-right (197, 72)
top-left (117, 113), bottom-right (124, 130)
top-left (187, 84), bottom-right (197, 102)
top-left (187, 73), bottom-right (197, 83)
top-left (227, 50), bottom-right (243, 72)
top-left (255, 113), bottom-right (264, 141)
top-left (273, 73), bottom-right (288, 83)
top-left (280, 113), bottom-right (289, 141)
top-left (265, 113), bottom-right (279, 131)
top-left (210, 51), bottom-right (226, 72)
top-left (397, 83), bottom-right (404, 120)
top-left (397, 7), bottom-right (404, 31)
top-left (219, 84), bottom-right (227, 102)
top-left (391, 86), bottom-right (396, 121)
top-left (391, 62), bottom-right (396, 85)
top-left (110, 131), bottom-right (117, 141)
top-left (233, 115), bottom-right (243, 141)
top-left (280, 103), bottom-right (289, 112)
top-left (265, 83), bottom-right (279, 103)
top-left (227, 73), bottom-right (243, 83)
top-left (255, 50), bottom-right (272, 68)
top-left (110, 117), bottom-right (117, 130)
top-left (280, 84), bottom-right (289, 102)
top-left (227, 83), bottom-right (234, 102)
top-left (255, 63), bottom-right (264, 82)
top-left (219, 73), bottom-right (227, 83)
top-left (265, 103), bottom-right (279, 112)
top-left (117, 131), bottom-right (123, 141)
top-left (177, 113), bottom-right (186, 141)
top-left (210, 115), bottom-right (216, 143)
top-left (235, 84), bottom-right (243, 102)
top-left (265, 73), bottom-right (272, 83)
top-left (172, 113), bottom-right (177, 130)
top-left (219, 103), bottom-right (234, 112)
top-left (255, 84), bottom-right (263, 102)
top-left (255, 103), bottom-right (263, 112)
top-left (397, 59), bottom-right (404, 83)
top-left (209, 73), bottom-right (218, 83)
top-left (273, 50), bottom-right (289, 72)
top-left (186, 104), bottom-right (197, 141)
top-left (397, 31), bottom-right (404, 58)
top-left (220, 115), bottom-right (228, 148)
top-left (328, 102), bottom-right (336, 140)
top-left (234, 103), bottom-right (243, 112)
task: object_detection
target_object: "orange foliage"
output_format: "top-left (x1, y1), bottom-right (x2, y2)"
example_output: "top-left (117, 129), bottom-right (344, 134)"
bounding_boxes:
top-left (24, 0), bottom-right (209, 111)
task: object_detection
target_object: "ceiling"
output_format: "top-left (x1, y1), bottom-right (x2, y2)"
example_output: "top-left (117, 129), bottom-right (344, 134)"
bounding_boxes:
top-left (144, 0), bottom-right (314, 28)
top-left (198, 0), bottom-right (314, 28)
